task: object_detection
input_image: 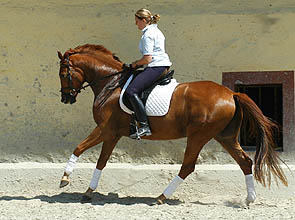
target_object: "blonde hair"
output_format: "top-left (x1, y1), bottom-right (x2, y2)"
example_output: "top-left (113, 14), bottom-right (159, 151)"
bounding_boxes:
top-left (135, 8), bottom-right (160, 24)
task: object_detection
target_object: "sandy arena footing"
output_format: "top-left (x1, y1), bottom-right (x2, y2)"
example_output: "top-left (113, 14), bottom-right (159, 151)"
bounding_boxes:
top-left (0, 163), bottom-right (294, 220)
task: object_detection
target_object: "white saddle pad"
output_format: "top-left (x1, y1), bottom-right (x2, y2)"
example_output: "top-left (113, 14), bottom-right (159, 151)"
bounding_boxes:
top-left (119, 75), bottom-right (179, 116)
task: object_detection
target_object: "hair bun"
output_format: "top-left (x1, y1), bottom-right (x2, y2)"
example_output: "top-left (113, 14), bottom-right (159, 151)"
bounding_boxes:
top-left (151, 14), bottom-right (160, 24)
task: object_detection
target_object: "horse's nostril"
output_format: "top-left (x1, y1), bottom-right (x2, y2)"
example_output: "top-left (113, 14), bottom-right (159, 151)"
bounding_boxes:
top-left (61, 92), bottom-right (76, 104)
top-left (70, 96), bottom-right (76, 104)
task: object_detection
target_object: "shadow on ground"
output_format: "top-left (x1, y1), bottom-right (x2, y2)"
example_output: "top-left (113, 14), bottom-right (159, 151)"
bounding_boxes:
top-left (191, 198), bottom-right (247, 209)
top-left (0, 192), bottom-right (182, 206)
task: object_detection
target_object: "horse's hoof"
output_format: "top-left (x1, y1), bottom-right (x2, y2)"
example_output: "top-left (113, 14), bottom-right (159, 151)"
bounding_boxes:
top-left (157, 199), bottom-right (164, 205)
top-left (81, 194), bottom-right (92, 203)
top-left (59, 176), bottom-right (70, 188)
top-left (245, 198), bottom-right (255, 207)
top-left (59, 180), bottom-right (69, 188)
top-left (246, 193), bottom-right (256, 203)
top-left (156, 194), bottom-right (166, 205)
top-left (245, 192), bottom-right (256, 206)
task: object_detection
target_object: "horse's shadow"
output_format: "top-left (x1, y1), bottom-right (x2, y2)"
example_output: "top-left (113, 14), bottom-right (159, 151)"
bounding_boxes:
top-left (0, 192), bottom-right (182, 206)
top-left (192, 199), bottom-right (247, 209)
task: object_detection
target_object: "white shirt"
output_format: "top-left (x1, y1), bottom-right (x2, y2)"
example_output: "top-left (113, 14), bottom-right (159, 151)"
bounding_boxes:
top-left (139, 24), bottom-right (172, 67)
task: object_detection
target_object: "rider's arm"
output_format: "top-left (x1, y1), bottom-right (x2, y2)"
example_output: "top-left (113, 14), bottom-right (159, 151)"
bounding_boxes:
top-left (132, 55), bottom-right (152, 68)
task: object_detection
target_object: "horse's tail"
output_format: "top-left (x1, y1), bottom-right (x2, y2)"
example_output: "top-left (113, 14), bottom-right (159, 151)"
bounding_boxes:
top-left (234, 93), bottom-right (288, 187)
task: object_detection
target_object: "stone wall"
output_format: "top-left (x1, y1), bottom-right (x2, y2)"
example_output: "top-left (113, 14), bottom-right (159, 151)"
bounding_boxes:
top-left (1, 1), bottom-right (294, 163)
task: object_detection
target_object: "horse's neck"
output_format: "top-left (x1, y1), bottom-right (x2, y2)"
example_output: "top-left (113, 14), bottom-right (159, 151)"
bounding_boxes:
top-left (78, 54), bottom-right (123, 96)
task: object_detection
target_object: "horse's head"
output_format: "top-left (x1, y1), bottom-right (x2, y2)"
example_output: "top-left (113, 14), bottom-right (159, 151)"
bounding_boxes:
top-left (57, 51), bottom-right (85, 104)
top-left (57, 44), bottom-right (126, 105)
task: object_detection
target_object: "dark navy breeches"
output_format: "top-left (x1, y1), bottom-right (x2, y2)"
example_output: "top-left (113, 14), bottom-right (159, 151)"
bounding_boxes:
top-left (125, 66), bottom-right (167, 97)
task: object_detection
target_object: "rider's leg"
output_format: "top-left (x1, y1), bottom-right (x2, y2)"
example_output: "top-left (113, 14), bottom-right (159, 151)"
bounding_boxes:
top-left (126, 66), bottom-right (166, 138)
top-left (128, 93), bottom-right (151, 138)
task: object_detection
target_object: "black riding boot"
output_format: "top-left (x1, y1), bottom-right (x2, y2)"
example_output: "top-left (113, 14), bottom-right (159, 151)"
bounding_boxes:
top-left (128, 94), bottom-right (152, 139)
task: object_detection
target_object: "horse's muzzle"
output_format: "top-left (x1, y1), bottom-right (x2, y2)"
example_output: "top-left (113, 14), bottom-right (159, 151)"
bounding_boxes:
top-left (61, 92), bottom-right (76, 104)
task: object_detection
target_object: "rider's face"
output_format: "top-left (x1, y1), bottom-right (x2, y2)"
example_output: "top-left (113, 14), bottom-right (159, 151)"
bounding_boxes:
top-left (135, 16), bottom-right (147, 30)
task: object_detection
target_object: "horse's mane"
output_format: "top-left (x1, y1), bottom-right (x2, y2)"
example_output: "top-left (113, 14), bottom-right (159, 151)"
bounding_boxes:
top-left (64, 44), bottom-right (122, 63)
top-left (63, 44), bottom-right (128, 109)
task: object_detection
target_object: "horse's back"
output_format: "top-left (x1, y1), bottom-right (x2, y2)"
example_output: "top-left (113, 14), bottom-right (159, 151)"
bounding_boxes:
top-left (183, 80), bottom-right (233, 96)
top-left (174, 81), bottom-right (235, 106)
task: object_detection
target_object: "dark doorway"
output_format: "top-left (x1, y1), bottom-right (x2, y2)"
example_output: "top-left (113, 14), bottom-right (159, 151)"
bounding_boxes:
top-left (236, 84), bottom-right (283, 151)
top-left (222, 70), bottom-right (295, 153)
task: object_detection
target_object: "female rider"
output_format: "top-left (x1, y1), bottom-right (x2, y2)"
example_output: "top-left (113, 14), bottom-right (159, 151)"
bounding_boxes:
top-left (126, 8), bottom-right (172, 139)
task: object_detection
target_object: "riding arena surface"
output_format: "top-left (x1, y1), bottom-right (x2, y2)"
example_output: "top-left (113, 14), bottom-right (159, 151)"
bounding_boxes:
top-left (0, 162), bottom-right (294, 220)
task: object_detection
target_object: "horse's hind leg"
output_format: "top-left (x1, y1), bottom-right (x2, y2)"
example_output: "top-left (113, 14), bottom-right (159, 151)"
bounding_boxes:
top-left (157, 132), bottom-right (212, 204)
top-left (215, 101), bottom-right (256, 204)
top-left (215, 136), bottom-right (256, 204)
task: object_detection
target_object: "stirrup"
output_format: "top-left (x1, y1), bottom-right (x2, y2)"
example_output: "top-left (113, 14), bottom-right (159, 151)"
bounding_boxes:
top-left (129, 128), bottom-right (151, 140)
top-left (128, 114), bottom-right (151, 140)
top-left (137, 126), bottom-right (152, 137)
top-left (129, 131), bottom-right (141, 140)
top-left (129, 124), bottom-right (152, 139)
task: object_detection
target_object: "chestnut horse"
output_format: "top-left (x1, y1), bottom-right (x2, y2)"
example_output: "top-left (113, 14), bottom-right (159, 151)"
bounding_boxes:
top-left (57, 44), bottom-right (287, 204)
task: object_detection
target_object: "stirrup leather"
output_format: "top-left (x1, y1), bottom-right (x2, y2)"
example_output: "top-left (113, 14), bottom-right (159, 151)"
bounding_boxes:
top-left (129, 114), bottom-right (140, 140)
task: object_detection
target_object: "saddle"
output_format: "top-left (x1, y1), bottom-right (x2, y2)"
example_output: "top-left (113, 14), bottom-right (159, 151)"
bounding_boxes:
top-left (122, 69), bottom-right (175, 110)
top-left (122, 69), bottom-right (175, 139)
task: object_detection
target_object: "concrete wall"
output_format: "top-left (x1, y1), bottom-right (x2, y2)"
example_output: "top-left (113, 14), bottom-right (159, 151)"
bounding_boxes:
top-left (1, 0), bottom-right (295, 163)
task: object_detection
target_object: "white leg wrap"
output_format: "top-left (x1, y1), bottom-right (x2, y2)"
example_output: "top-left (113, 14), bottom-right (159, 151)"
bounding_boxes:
top-left (89, 168), bottom-right (102, 190)
top-left (245, 174), bottom-right (256, 202)
top-left (163, 175), bottom-right (184, 198)
top-left (64, 154), bottom-right (79, 175)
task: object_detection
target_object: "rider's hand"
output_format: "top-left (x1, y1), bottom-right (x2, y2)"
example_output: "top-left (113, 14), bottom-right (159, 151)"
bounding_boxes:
top-left (131, 61), bottom-right (138, 69)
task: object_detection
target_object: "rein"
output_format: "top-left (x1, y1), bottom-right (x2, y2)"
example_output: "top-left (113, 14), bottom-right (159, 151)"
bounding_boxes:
top-left (60, 55), bottom-right (130, 96)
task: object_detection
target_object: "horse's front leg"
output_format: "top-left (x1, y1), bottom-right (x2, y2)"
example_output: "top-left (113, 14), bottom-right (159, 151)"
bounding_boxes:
top-left (60, 126), bottom-right (104, 188)
top-left (82, 137), bottom-right (121, 202)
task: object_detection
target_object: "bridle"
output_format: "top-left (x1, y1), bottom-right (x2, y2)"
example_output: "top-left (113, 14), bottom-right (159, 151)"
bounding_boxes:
top-left (59, 56), bottom-right (95, 96)
top-left (59, 54), bottom-right (131, 104)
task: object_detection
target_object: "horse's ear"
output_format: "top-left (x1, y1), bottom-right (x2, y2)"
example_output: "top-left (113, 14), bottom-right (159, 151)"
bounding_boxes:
top-left (57, 51), bottom-right (63, 60)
